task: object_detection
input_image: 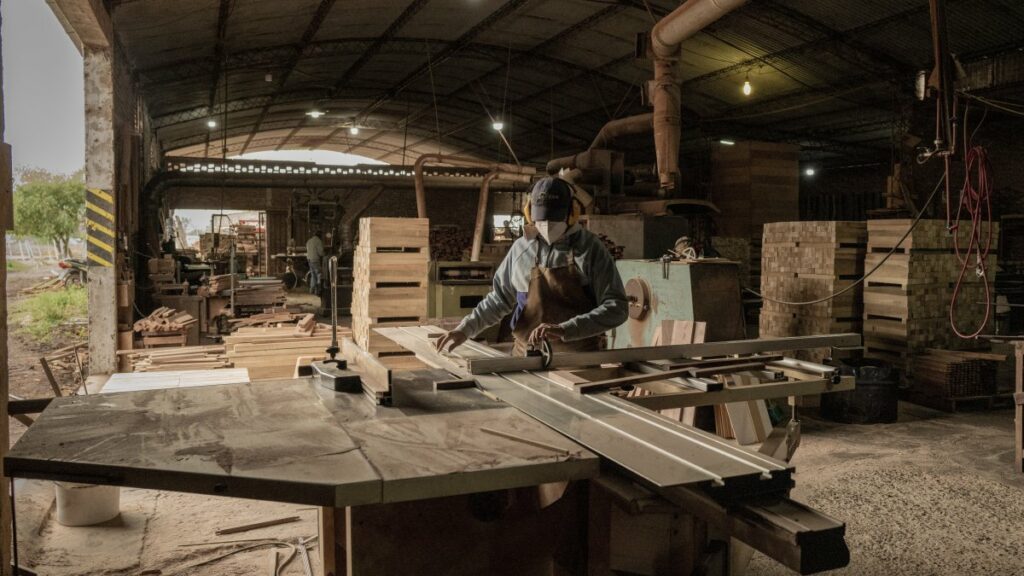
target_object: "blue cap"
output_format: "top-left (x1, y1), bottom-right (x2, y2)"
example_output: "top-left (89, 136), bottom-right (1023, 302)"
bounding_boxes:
top-left (529, 177), bottom-right (572, 222)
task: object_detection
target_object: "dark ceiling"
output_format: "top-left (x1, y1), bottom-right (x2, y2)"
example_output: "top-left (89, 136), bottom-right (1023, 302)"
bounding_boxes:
top-left (108, 0), bottom-right (1024, 166)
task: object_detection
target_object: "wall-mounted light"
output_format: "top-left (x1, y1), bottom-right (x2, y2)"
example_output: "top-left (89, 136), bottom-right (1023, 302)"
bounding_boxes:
top-left (742, 75), bottom-right (752, 97)
top-left (719, 139), bottom-right (735, 146)
top-left (306, 110), bottom-right (326, 119)
top-left (207, 120), bottom-right (217, 128)
top-left (804, 167), bottom-right (816, 177)
top-left (492, 120), bottom-right (505, 131)
top-left (349, 126), bottom-right (360, 135)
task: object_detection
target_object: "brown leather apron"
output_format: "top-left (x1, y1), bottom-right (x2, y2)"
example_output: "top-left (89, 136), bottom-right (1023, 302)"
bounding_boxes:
top-left (511, 242), bottom-right (601, 356)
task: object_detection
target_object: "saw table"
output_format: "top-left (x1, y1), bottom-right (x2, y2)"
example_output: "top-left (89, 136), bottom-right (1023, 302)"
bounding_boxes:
top-left (6, 327), bottom-right (858, 575)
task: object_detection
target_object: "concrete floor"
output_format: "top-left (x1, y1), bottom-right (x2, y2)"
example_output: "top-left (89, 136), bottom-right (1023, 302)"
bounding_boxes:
top-left (750, 402), bottom-right (1024, 576)
top-left (12, 402), bottom-right (1024, 575)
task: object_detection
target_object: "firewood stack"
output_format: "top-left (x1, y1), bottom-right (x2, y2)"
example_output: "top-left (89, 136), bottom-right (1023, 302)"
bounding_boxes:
top-left (430, 225), bottom-right (471, 261)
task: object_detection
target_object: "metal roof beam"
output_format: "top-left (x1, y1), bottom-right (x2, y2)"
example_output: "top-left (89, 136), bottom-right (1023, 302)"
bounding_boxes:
top-left (239, 0), bottom-right (338, 155)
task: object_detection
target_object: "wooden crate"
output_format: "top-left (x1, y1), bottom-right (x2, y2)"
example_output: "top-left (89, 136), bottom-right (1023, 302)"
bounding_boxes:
top-left (352, 218), bottom-right (430, 355)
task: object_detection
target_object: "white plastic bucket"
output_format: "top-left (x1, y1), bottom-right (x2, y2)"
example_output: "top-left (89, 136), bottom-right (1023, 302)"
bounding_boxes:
top-left (54, 482), bottom-right (121, 526)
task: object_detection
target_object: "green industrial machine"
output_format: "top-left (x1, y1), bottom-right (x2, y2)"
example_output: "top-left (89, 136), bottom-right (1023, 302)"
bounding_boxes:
top-left (611, 259), bottom-right (746, 348)
top-left (429, 261), bottom-right (496, 320)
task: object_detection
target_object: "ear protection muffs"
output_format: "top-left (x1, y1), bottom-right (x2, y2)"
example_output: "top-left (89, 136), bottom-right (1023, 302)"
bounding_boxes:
top-left (524, 194), bottom-right (583, 226)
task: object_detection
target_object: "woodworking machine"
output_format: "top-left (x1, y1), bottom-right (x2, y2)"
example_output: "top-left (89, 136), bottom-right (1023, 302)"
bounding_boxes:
top-left (5, 325), bottom-right (859, 576)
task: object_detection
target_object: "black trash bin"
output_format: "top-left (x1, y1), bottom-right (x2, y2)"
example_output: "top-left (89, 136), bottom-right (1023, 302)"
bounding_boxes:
top-left (820, 358), bottom-right (898, 424)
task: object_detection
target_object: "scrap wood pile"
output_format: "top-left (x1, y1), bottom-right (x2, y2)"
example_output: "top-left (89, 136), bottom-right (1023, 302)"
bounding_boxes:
top-left (133, 307), bottom-right (196, 333)
top-left (119, 344), bottom-right (230, 372)
top-left (19, 276), bottom-right (64, 295)
top-left (133, 306), bottom-right (197, 348)
top-left (909, 348), bottom-right (1007, 410)
top-left (223, 317), bottom-right (346, 379)
top-left (430, 225), bottom-right (471, 261)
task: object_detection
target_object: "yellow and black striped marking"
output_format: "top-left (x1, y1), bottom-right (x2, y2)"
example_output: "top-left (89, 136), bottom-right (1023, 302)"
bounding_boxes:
top-left (85, 188), bottom-right (115, 267)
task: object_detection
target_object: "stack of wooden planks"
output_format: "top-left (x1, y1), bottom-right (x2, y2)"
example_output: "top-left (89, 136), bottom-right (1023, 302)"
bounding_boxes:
top-left (909, 348), bottom-right (1007, 411)
top-left (863, 219), bottom-right (999, 379)
top-left (352, 218), bottom-right (430, 359)
top-left (229, 307), bottom-right (307, 328)
top-left (134, 306), bottom-right (196, 348)
top-left (206, 274), bottom-right (237, 295)
top-left (120, 344), bottom-right (230, 372)
top-left (712, 141), bottom-right (799, 238)
top-left (232, 278), bottom-right (286, 308)
top-left (223, 322), bottom-right (345, 380)
top-left (759, 221), bottom-right (867, 362)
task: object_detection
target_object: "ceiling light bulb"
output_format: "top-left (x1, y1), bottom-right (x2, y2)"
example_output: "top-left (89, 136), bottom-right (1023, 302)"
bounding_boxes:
top-left (207, 120), bottom-right (217, 128)
top-left (742, 79), bottom-right (752, 96)
top-left (265, 73), bottom-right (273, 82)
top-left (805, 167), bottom-right (816, 176)
top-left (492, 120), bottom-right (504, 131)
top-left (349, 126), bottom-right (360, 135)
top-left (719, 139), bottom-right (735, 146)
top-left (306, 110), bottom-right (326, 119)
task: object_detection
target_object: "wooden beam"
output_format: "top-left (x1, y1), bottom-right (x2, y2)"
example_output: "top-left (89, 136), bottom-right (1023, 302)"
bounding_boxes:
top-left (45, 0), bottom-right (112, 53)
top-left (627, 375), bottom-right (854, 411)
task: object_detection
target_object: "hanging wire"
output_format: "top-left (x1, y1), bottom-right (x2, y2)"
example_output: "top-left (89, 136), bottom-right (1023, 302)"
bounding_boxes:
top-left (424, 39), bottom-right (443, 154)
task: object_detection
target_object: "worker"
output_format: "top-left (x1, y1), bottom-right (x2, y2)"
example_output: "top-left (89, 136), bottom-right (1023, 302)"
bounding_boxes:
top-left (306, 229), bottom-right (325, 296)
top-left (436, 177), bottom-right (628, 355)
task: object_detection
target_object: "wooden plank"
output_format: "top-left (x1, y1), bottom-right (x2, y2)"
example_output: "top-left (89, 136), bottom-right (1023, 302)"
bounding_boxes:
top-left (340, 337), bottom-right (392, 403)
top-left (628, 376), bottom-right (854, 411)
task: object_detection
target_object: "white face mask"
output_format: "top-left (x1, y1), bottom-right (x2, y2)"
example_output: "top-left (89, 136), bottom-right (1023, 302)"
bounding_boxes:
top-left (535, 221), bottom-right (568, 244)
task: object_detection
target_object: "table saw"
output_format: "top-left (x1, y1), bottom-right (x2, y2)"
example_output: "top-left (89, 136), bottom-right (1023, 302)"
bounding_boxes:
top-left (5, 328), bottom-right (859, 575)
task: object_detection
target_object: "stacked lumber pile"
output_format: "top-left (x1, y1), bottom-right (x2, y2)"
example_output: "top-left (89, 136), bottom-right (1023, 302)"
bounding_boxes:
top-left (133, 306), bottom-right (196, 348)
top-left (224, 321), bottom-right (346, 380)
top-left (148, 256), bottom-right (187, 295)
top-left (352, 218), bottom-right (429, 358)
top-left (909, 349), bottom-right (1007, 411)
top-left (229, 307), bottom-right (306, 328)
top-left (206, 274), bottom-right (237, 295)
top-left (232, 278), bottom-right (287, 308)
top-left (233, 224), bottom-right (259, 255)
top-left (863, 219), bottom-right (999, 379)
top-left (759, 221), bottom-right (867, 362)
top-left (430, 225), bottom-right (471, 261)
top-left (120, 344), bottom-right (230, 372)
top-left (712, 141), bottom-right (799, 238)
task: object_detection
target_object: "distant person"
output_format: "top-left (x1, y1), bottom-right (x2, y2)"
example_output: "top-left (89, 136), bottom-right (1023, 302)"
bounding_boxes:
top-left (306, 230), bottom-right (324, 295)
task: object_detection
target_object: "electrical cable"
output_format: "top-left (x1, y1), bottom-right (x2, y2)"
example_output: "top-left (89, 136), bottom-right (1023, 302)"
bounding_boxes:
top-left (948, 103), bottom-right (994, 339)
top-left (743, 170), bottom-right (947, 305)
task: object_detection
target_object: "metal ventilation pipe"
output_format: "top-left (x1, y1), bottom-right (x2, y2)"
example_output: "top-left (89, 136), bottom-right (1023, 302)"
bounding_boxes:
top-left (412, 154), bottom-right (521, 218)
top-left (650, 0), bottom-right (747, 192)
top-left (470, 170), bottom-right (535, 261)
top-left (546, 113), bottom-right (653, 174)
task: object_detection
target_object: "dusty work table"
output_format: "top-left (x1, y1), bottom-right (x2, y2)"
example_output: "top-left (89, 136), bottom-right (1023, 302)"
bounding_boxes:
top-left (5, 372), bottom-right (598, 507)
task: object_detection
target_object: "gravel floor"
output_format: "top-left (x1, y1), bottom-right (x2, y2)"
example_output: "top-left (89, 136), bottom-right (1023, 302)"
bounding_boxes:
top-left (749, 403), bottom-right (1024, 576)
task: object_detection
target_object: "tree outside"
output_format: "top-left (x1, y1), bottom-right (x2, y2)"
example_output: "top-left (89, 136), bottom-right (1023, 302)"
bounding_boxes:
top-left (13, 167), bottom-right (85, 257)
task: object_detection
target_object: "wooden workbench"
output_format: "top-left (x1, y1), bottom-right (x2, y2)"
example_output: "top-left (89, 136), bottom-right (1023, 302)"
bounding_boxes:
top-left (5, 373), bottom-right (599, 575)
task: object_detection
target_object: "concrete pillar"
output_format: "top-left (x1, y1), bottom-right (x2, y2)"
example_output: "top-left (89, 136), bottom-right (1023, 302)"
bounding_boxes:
top-left (84, 47), bottom-right (118, 374)
top-left (0, 1), bottom-right (13, 570)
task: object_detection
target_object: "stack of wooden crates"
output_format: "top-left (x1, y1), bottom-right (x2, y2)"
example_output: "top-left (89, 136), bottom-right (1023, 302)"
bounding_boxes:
top-left (863, 219), bottom-right (999, 381)
top-left (351, 218), bottom-right (430, 361)
top-left (759, 221), bottom-right (867, 363)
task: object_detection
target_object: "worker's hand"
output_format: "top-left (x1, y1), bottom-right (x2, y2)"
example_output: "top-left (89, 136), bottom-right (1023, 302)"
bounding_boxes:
top-left (528, 323), bottom-right (565, 346)
top-left (435, 330), bottom-right (468, 353)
